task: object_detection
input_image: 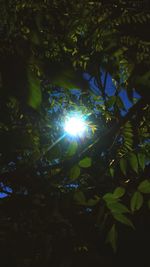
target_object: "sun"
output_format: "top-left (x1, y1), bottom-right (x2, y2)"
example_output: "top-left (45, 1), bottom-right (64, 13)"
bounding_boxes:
top-left (64, 115), bottom-right (87, 137)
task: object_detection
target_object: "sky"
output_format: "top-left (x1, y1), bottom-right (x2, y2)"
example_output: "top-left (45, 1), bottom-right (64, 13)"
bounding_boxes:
top-left (84, 70), bottom-right (141, 111)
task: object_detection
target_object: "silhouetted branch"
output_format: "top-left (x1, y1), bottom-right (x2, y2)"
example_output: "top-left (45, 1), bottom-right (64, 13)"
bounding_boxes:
top-left (56, 98), bottom-right (147, 177)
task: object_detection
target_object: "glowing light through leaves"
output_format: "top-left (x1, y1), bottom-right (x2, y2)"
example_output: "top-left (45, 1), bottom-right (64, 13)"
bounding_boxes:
top-left (64, 116), bottom-right (87, 137)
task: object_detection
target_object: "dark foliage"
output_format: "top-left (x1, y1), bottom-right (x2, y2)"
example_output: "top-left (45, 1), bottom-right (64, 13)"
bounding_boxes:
top-left (0, 1), bottom-right (150, 266)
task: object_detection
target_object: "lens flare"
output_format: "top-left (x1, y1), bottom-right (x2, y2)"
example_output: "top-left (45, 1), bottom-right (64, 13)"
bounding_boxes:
top-left (64, 116), bottom-right (87, 137)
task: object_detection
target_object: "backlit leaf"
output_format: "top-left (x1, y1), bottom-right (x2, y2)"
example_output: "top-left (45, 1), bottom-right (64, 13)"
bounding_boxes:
top-left (106, 224), bottom-right (117, 253)
top-left (119, 158), bottom-right (127, 176)
top-left (74, 191), bottom-right (86, 205)
top-left (128, 153), bottom-right (138, 173)
top-left (66, 141), bottom-right (78, 157)
top-left (103, 193), bottom-right (116, 203)
top-left (123, 131), bottom-right (133, 138)
top-left (130, 191), bottom-right (143, 212)
top-left (109, 167), bottom-right (115, 177)
top-left (137, 153), bottom-right (145, 171)
top-left (138, 180), bottom-right (150, 194)
top-left (113, 213), bottom-right (134, 229)
top-left (27, 69), bottom-right (42, 110)
top-left (107, 202), bottom-right (130, 214)
top-left (79, 157), bottom-right (92, 168)
top-left (113, 187), bottom-right (125, 198)
top-left (87, 196), bottom-right (100, 206)
top-left (70, 165), bottom-right (80, 180)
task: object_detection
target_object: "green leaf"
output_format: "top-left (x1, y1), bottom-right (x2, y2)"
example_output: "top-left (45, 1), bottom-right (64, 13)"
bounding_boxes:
top-left (137, 153), bottom-right (145, 171)
top-left (130, 191), bottom-right (143, 212)
top-left (116, 96), bottom-right (125, 109)
top-left (66, 141), bottom-right (78, 157)
top-left (119, 158), bottom-right (127, 176)
top-left (123, 123), bottom-right (133, 138)
top-left (138, 180), bottom-right (150, 194)
top-left (123, 131), bottom-right (133, 138)
top-left (74, 191), bottom-right (86, 205)
top-left (27, 69), bottom-right (42, 110)
top-left (106, 224), bottom-right (117, 253)
top-left (113, 213), bottom-right (134, 229)
top-left (109, 167), bottom-right (115, 177)
top-left (106, 96), bottom-right (116, 108)
top-left (124, 122), bottom-right (132, 129)
top-left (128, 153), bottom-right (138, 173)
top-left (124, 143), bottom-right (132, 151)
top-left (113, 187), bottom-right (125, 198)
top-left (79, 157), bottom-right (92, 168)
top-left (87, 196), bottom-right (100, 206)
top-left (124, 138), bottom-right (133, 146)
top-left (123, 135), bottom-right (133, 141)
top-left (107, 202), bottom-right (130, 214)
top-left (70, 165), bottom-right (80, 180)
top-left (103, 193), bottom-right (116, 204)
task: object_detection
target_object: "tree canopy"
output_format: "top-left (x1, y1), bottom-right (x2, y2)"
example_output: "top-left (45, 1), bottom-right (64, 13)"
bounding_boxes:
top-left (0, 1), bottom-right (150, 266)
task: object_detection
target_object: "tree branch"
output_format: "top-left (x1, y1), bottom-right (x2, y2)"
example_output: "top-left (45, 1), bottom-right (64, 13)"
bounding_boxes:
top-left (61, 98), bottom-right (147, 171)
top-left (1, 98), bottom-right (147, 186)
